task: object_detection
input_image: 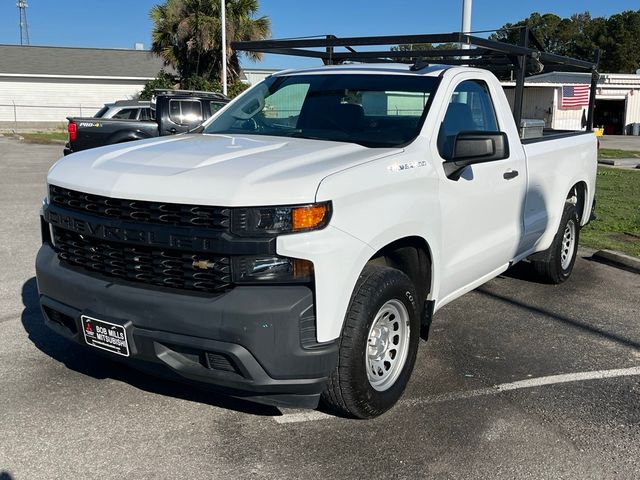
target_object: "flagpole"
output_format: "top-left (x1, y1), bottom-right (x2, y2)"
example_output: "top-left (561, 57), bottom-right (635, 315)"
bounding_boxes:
top-left (221, 0), bottom-right (227, 96)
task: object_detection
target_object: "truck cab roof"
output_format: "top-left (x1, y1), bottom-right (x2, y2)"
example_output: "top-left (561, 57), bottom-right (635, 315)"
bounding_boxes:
top-left (273, 63), bottom-right (449, 78)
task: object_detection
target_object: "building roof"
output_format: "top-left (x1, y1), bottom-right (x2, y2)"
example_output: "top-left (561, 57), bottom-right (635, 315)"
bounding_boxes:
top-left (0, 44), bottom-right (174, 79)
top-left (524, 72), bottom-right (640, 86)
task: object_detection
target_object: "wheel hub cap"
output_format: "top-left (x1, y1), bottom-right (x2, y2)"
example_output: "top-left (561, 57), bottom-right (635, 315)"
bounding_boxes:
top-left (366, 299), bottom-right (411, 392)
top-left (560, 219), bottom-right (576, 270)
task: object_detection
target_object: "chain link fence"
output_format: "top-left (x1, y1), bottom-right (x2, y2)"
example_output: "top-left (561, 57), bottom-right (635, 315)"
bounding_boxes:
top-left (0, 102), bottom-right (102, 131)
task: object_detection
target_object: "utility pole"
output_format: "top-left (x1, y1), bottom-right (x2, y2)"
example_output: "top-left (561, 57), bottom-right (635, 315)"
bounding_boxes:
top-left (17, 0), bottom-right (30, 46)
top-left (221, 0), bottom-right (227, 96)
top-left (461, 0), bottom-right (472, 50)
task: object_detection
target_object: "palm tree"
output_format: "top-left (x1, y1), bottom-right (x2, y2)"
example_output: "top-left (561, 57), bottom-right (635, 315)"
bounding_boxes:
top-left (150, 0), bottom-right (270, 83)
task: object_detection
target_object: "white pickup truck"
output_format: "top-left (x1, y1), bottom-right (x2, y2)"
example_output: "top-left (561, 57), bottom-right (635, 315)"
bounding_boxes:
top-left (36, 33), bottom-right (598, 418)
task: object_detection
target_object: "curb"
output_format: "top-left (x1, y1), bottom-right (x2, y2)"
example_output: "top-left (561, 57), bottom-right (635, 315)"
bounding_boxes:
top-left (591, 250), bottom-right (640, 275)
top-left (597, 158), bottom-right (640, 168)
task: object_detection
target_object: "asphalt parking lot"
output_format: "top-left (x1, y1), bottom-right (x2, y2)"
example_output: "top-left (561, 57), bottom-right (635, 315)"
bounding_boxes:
top-left (1, 136), bottom-right (639, 479)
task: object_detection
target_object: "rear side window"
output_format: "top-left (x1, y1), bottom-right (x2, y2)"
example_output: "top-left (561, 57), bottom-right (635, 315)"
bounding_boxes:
top-left (94, 106), bottom-right (109, 118)
top-left (112, 108), bottom-right (139, 120)
top-left (438, 80), bottom-right (499, 158)
top-left (361, 91), bottom-right (431, 117)
top-left (209, 101), bottom-right (225, 115)
top-left (169, 100), bottom-right (203, 125)
top-left (139, 108), bottom-right (152, 120)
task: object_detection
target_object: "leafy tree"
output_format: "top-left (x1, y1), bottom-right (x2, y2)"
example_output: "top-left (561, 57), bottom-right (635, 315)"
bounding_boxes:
top-left (390, 42), bottom-right (458, 63)
top-left (139, 70), bottom-right (177, 100)
top-left (227, 80), bottom-right (249, 97)
top-left (490, 10), bottom-right (640, 73)
top-left (599, 10), bottom-right (640, 73)
top-left (150, 0), bottom-right (270, 84)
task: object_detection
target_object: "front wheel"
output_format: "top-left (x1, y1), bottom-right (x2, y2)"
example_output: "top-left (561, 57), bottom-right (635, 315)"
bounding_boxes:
top-left (321, 265), bottom-right (420, 419)
top-left (531, 202), bottom-right (580, 284)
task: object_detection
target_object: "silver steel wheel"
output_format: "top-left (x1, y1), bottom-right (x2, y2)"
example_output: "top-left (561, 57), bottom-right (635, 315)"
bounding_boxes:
top-left (560, 219), bottom-right (577, 270)
top-left (366, 299), bottom-right (411, 392)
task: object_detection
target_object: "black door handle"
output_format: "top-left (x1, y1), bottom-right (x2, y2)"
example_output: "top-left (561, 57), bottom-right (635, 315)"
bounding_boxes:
top-left (168, 128), bottom-right (177, 134)
top-left (503, 169), bottom-right (519, 180)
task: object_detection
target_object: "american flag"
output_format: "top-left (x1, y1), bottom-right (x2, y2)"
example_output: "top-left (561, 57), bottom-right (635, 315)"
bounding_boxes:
top-left (561, 85), bottom-right (590, 109)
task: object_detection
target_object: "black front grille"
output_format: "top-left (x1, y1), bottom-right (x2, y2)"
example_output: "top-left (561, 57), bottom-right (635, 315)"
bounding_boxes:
top-left (49, 185), bottom-right (230, 230)
top-left (53, 228), bottom-right (231, 294)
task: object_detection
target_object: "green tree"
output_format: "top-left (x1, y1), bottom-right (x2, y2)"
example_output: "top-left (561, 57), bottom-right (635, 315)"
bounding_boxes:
top-left (150, 0), bottom-right (270, 85)
top-left (599, 10), bottom-right (640, 73)
top-left (490, 10), bottom-right (640, 73)
top-left (390, 42), bottom-right (458, 63)
top-left (139, 70), bottom-right (177, 100)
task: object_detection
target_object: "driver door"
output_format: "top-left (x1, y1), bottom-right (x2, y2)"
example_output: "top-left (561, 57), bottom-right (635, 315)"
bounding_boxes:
top-left (435, 77), bottom-right (527, 301)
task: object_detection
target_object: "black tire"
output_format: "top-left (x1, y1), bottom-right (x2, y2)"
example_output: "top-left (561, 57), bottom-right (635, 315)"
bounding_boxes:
top-left (531, 202), bottom-right (580, 284)
top-left (321, 265), bottom-right (420, 419)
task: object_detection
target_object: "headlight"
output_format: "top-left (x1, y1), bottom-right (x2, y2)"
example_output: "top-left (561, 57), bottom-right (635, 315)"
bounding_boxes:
top-left (232, 256), bottom-right (313, 283)
top-left (231, 202), bottom-right (331, 236)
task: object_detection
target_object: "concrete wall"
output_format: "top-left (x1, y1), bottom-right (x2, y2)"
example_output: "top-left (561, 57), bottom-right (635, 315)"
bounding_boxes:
top-left (0, 76), bottom-right (148, 127)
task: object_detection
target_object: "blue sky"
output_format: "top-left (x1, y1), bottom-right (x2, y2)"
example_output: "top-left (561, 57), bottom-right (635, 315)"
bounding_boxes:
top-left (1, 0), bottom-right (637, 69)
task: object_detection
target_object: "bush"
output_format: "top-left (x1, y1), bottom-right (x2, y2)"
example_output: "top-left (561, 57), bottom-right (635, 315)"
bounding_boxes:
top-left (139, 70), bottom-right (177, 100)
top-left (182, 75), bottom-right (248, 98)
top-left (227, 81), bottom-right (249, 98)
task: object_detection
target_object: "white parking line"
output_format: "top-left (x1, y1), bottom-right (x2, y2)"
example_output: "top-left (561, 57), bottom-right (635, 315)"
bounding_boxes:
top-left (275, 366), bottom-right (640, 424)
top-left (495, 366), bottom-right (640, 392)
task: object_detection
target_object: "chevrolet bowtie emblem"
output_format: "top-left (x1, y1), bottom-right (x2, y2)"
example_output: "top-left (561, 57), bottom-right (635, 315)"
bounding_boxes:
top-left (192, 259), bottom-right (215, 270)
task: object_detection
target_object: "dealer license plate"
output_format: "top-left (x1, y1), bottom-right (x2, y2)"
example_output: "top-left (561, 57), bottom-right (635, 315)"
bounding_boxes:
top-left (81, 315), bottom-right (130, 357)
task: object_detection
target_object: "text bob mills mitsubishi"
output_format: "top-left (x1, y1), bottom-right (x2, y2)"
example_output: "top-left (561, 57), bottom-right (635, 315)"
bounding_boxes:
top-left (36, 31), bottom-right (599, 418)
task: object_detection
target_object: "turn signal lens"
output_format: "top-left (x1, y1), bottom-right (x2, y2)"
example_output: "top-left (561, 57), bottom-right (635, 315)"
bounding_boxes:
top-left (231, 202), bottom-right (331, 236)
top-left (292, 204), bottom-right (328, 232)
top-left (293, 258), bottom-right (314, 279)
top-left (232, 256), bottom-right (314, 283)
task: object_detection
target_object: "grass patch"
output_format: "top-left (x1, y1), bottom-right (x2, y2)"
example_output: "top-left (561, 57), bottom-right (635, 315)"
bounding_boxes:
top-left (19, 131), bottom-right (68, 144)
top-left (598, 148), bottom-right (640, 159)
top-left (581, 167), bottom-right (640, 257)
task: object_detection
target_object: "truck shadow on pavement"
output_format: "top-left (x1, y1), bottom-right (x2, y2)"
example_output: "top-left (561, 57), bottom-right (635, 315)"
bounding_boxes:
top-left (20, 277), bottom-right (281, 417)
top-left (476, 284), bottom-right (640, 351)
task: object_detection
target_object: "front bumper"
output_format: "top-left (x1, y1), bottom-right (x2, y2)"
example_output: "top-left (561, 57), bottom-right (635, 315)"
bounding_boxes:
top-left (35, 244), bottom-right (337, 408)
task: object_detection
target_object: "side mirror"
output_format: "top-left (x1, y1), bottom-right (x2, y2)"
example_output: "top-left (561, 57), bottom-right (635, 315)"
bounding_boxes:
top-left (443, 131), bottom-right (510, 180)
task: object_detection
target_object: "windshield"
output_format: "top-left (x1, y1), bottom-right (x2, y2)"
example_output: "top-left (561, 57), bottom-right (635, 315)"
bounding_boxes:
top-left (203, 74), bottom-right (438, 148)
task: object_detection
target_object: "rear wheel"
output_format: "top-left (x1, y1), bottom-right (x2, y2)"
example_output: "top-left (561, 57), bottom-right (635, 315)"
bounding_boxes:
top-left (321, 265), bottom-right (420, 419)
top-left (531, 202), bottom-right (580, 284)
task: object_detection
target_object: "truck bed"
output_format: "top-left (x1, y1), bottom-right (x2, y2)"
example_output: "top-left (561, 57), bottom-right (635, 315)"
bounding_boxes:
top-left (66, 117), bottom-right (158, 154)
top-left (521, 129), bottom-right (593, 145)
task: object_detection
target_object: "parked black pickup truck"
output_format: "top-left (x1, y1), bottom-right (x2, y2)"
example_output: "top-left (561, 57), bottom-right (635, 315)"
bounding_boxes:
top-left (64, 90), bottom-right (229, 155)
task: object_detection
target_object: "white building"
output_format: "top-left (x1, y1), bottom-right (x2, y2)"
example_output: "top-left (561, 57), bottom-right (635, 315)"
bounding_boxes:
top-left (240, 68), bottom-right (281, 86)
top-left (503, 72), bottom-right (640, 135)
top-left (0, 44), bottom-right (174, 129)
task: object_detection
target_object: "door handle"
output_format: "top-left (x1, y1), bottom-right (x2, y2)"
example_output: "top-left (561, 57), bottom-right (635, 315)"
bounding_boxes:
top-left (168, 128), bottom-right (177, 134)
top-left (503, 169), bottom-right (519, 180)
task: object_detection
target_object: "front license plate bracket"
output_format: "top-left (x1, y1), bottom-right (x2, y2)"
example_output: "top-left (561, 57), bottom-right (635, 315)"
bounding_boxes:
top-left (81, 315), bottom-right (130, 357)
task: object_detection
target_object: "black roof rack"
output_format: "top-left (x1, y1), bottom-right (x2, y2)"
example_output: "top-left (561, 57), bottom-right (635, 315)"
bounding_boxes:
top-left (152, 89), bottom-right (229, 101)
top-left (233, 27), bottom-right (600, 130)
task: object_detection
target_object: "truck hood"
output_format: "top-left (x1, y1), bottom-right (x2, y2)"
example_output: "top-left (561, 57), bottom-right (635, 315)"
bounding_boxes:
top-left (48, 134), bottom-right (401, 205)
